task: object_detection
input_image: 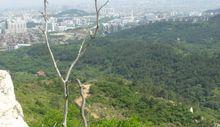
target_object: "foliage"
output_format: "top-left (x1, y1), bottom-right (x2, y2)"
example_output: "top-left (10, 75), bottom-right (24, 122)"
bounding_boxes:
top-left (1, 15), bottom-right (220, 126)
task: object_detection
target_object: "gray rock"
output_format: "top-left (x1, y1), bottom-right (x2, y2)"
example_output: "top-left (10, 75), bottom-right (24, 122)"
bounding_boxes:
top-left (0, 70), bottom-right (29, 127)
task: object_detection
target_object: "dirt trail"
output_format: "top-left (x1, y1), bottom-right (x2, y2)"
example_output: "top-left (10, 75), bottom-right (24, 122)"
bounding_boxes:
top-left (74, 83), bottom-right (101, 119)
top-left (74, 84), bottom-right (101, 119)
top-left (74, 84), bottom-right (91, 107)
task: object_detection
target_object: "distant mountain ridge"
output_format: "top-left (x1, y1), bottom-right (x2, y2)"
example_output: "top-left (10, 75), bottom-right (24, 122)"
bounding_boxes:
top-left (205, 8), bottom-right (220, 14)
top-left (55, 9), bottom-right (90, 17)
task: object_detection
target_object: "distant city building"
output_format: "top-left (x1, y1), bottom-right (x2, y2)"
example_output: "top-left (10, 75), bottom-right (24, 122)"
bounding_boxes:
top-left (102, 8), bottom-right (115, 15)
top-left (7, 43), bottom-right (31, 51)
top-left (101, 8), bottom-right (119, 17)
top-left (0, 22), bottom-right (5, 34)
top-left (102, 22), bottom-right (123, 34)
top-left (4, 18), bottom-right (27, 34)
top-left (48, 17), bottom-right (56, 32)
top-left (14, 43), bottom-right (31, 50)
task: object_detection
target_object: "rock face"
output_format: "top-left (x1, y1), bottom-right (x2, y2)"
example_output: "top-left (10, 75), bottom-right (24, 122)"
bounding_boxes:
top-left (0, 70), bottom-right (28, 127)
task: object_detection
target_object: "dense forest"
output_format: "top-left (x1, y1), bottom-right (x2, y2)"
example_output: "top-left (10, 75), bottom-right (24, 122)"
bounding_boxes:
top-left (1, 15), bottom-right (220, 127)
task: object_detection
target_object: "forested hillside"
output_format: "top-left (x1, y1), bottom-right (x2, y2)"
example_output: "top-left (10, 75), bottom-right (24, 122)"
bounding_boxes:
top-left (1, 15), bottom-right (220, 127)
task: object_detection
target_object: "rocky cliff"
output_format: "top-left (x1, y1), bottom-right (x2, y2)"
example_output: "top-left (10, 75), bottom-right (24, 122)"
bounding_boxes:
top-left (0, 70), bottom-right (28, 127)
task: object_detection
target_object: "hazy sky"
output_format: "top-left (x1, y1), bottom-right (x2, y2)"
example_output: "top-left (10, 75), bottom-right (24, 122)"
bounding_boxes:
top-left (0, 0), bottom-right (86, 8)
top-left (0, 0), bottom-right (220, 10)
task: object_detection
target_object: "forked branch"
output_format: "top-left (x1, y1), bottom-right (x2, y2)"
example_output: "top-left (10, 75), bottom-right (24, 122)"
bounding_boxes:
top-left (65, 39), bottom-right (86, 83)
top-left (92, 0), bottom-right (109, 38)
top-left (41, 0), bottom-right (109, 127)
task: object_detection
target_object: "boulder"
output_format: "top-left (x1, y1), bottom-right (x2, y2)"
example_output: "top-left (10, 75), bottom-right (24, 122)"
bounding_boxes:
top-left (0, 70), bottom-right (28, 127)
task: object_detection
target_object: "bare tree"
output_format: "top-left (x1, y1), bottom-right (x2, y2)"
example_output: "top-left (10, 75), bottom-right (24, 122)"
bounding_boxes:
top-left (76, 79), bottom-right (88, 127)
top-left (41, 0), bottom-right (109, 127)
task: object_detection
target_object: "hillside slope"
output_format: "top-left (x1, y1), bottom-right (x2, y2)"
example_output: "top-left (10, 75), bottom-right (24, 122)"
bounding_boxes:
top-left (1, 15), bottom-right (220, 126)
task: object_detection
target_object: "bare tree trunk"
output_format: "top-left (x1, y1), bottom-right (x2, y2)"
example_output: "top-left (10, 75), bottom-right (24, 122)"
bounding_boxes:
top-left (77, 79), bottom-right (88, 127)
top-left (41, 0), bottom-right (109, 127)
top-left (42, 1), bottom-right (68, 127)
top-left (62, 83), bottom-right (68, 127)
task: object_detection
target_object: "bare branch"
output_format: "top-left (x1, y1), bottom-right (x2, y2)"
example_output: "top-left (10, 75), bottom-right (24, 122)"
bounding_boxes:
top-left (41, 1), bottom-right (67, 127)
top-left (43, 0), bottom-right (49, 22)
top-left (42, 0), bottom-right (65, 83)
top-left (65, 39), bottom-right (86, 83)
top-left (76, 79), bottom-right (88, 127)
top-left (62, 84), bottom-right (68, 127)
top-left (98, 0), bottom-right (109, 13)
top-left (38, 26), bottom-right (44, 33)
top-left (41, 0), bottom-right (108, 127)
top-left (91, 0), bottom-right (109, 38)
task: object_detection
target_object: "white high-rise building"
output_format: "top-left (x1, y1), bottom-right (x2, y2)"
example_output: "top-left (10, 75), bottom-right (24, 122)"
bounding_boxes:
top-left (48, 18), bottom-right (56, 32)
top-left (4, 18), bottom-right (27, 34)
